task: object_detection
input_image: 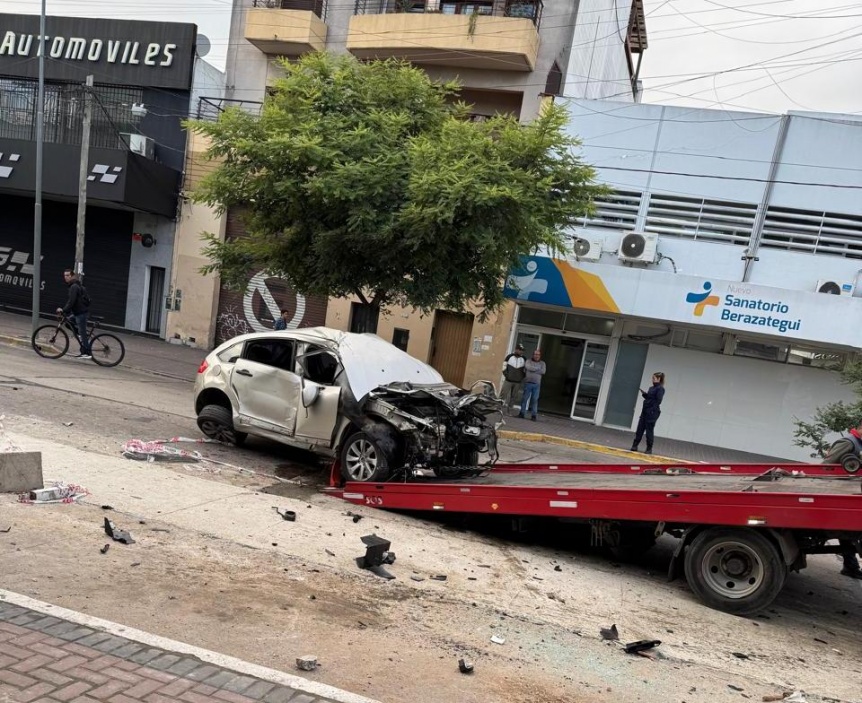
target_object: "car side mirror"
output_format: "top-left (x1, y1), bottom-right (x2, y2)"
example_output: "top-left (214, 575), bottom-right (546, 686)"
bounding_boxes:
top-left (301, 380), bottom-right (322, 408)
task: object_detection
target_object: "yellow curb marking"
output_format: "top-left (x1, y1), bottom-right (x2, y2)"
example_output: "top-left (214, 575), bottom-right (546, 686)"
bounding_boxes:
top-left (498, 430), bottom-right (692, 465)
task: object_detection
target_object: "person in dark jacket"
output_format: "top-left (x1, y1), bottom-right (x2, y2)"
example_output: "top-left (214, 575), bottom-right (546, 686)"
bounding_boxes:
top-left (274, 309), bottom-right (291, 331)
top-left (630, 372), bottom-right (666, 454)
top-left (56, 269), bottom-right (91, 358)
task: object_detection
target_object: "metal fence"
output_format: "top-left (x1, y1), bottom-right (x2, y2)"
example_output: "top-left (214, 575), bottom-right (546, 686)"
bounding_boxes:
top-left (352, 0), bottom-right (543, 27)
top-left (195, 96), bottom-right (264, 122)
top-left (0, 77), bottom-right (143, 150)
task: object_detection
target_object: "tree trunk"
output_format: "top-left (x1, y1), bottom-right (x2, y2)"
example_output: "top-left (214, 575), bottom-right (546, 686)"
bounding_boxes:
top-left (351, 301), bottom-right (381, 334)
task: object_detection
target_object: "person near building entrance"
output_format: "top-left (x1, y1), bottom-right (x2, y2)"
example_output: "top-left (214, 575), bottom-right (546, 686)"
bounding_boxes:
top-left (518, 350), bottom-right (546, 421)
top-left (57, 269), bottom-right (91, 359)
top-left (500, 344), bottom-right (526, 415)
top-left (274, 309), bottom-right (291, 331)
top-left (631, 372), bottom-right (666, 454)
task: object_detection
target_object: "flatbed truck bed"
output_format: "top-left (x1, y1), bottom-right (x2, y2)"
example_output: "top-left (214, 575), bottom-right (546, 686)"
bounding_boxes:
top-left (329, 462), bottom-right (862, 615)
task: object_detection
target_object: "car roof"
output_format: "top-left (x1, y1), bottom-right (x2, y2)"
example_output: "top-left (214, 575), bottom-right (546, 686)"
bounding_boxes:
top-left (217, 326), bottom-right (347, 350)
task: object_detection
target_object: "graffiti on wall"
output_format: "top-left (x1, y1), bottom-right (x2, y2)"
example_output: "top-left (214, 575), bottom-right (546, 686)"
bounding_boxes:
top-left (215, 270), bottom-right (327, 345)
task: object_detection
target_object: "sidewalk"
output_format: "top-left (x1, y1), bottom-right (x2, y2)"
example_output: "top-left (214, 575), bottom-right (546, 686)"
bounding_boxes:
top-left (0, 309), bottom-right (788, 465)
top-left (0, 592), bottom-right (376, 703)
top-left (0, 310), bottom-right (204, 381)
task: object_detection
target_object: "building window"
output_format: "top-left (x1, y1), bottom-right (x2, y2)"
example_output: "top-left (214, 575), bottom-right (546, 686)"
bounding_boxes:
top-left (578, 190), bottom-right (641, 232)
top-left (787, 345), bottom-right (846, 370)
top-left (392, 328), bottom-right (410, 352)
top-left (349, 302), bottom-right (377, 333)
top-left (733, 339), bottom-right (789, 362)
top-left (760, 206), bottom-right (862, 260)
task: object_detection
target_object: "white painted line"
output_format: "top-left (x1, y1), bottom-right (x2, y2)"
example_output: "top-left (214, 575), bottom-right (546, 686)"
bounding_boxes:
top-left (0, 589), bottom-right (380, 703)
top-left (549, 500), bottom-right (578, 509)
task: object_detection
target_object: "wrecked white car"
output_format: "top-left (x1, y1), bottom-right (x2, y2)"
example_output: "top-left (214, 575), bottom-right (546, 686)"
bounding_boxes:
top-left (193, 328), bottom-right (502, 482)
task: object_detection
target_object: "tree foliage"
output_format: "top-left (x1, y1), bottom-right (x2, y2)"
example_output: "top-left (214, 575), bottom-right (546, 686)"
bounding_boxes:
top-left (793, 360), bottom-right (862, 457)
top-left (188, 52), bottom-right (605, 330)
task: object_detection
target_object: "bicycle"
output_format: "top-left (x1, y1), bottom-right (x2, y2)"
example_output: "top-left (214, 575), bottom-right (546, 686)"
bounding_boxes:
top-left (31, 312), bottom-right (126, 368)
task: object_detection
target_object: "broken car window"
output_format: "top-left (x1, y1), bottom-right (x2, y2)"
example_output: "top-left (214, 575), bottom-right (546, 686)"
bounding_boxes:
top-left (217, 342), bottom-right (244, 364)
top-left (297, 346), bottom-right (340, 385)
top-left (244, 339), bottom-right (295, 372)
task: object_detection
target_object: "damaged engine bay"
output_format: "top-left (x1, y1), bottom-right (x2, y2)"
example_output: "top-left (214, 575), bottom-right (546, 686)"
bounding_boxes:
top-left (358, 382), bottom-right (503, 479)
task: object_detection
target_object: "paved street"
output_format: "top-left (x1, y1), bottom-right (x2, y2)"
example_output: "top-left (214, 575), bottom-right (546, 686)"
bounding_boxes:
top-left (1, 313), bottom-right (860, 703)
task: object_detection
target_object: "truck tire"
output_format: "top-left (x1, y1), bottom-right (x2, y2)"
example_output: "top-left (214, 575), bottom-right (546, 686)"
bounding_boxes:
top-left (684, 527), bottom-right (786, 616)
top-left (340, 430), bottom-right (395, 483)
top-left (197, 404), bottom-right (247, 446)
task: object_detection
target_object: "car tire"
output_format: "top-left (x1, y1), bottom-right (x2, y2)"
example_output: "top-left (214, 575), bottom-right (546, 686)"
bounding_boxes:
top-left (340, 430), bottom-right (396, 483)
top-left (197, 404), bottom-right (247, 446)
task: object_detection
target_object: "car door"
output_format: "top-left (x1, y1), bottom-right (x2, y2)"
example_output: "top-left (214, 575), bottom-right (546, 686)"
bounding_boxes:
top-left (231, 338), bottom-right (302, 436)
top-left (294, 344), bottom-right (342, 447)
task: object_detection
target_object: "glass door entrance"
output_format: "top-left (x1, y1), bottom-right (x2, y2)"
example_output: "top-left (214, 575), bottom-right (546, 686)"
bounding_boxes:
top-left (572, 342), bottom-right (609, 420)
top-left (526, 333), bottom-right (609, 421)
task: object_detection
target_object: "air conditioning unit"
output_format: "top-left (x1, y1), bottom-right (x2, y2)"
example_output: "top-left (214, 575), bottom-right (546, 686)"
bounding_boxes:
top-left (570, 235), bottom-right (605, 263)
top-left (815, 279), bottom-right (855, 296)
top-left (123, 133), bottom-right (155, 160)
top-left (618, 232), bottom-right (658, 264)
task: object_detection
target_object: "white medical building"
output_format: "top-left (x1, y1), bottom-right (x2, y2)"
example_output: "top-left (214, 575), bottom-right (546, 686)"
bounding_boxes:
top-left (505, 99), bottom-right (862, 461)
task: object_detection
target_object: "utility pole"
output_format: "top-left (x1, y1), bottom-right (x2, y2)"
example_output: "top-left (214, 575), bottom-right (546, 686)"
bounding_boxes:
top-left (31, 0), bottom-right (46, 333)
top-left (74, 74), bottom-right (94, 278)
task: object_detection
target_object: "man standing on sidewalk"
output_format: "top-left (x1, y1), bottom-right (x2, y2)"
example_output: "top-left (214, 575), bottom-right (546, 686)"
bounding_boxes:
top-left (57, 269), bottom-right (91, 359)
top-left (518, 349), bottom-right (546, 421)
top-left (500, 344), bottom-right (526, 415)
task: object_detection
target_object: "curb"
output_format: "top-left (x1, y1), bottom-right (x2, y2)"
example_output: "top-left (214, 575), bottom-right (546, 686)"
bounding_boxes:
top-left (498, 429), bottom-right (691, 465)
top-left (0, 333), bottom-right (30, 349)
top-left (0, 589), bottom-right (380, 703)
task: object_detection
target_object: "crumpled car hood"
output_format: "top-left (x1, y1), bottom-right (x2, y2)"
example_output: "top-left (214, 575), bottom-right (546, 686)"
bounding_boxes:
top-left (370, 382), bottom-right (503, 415)
top-left (336, 333), bottom-right (445, 401)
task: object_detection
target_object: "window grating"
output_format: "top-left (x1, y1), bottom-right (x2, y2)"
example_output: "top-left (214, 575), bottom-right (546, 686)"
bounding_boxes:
top-left (760, 206), bottom-right (862, 259)
top-left (581, 190), bottom-right (641, 231)
top-left (644, 193), bottom-right (756, 245)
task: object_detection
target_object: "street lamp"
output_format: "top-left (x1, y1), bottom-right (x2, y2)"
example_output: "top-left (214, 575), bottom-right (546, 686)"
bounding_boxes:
top-left (31, 0), bottom-right (46, 333)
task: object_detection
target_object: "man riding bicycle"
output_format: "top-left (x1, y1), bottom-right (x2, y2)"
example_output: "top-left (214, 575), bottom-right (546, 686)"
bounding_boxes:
top-left (57, 269), bottom-right (91, 359)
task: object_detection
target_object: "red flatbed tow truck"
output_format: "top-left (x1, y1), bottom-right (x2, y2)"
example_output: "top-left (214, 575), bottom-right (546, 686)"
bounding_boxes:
top-left (328, 461), bottom-right (862, 616)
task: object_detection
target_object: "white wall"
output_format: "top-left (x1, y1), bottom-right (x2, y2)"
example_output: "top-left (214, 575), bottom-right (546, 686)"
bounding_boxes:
top-left (564, 0), bottom-right (634, 101)
top-left (639, 345), bottom-right (857, 461)
top-left (125, 214), bottom-right (175, 335)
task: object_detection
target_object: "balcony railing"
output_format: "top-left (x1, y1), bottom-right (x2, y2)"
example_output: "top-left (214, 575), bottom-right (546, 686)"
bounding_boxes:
top-left (353, 0), bottom-right (543, 29)
top-left (196, 97), bottom-right (263, 122)
top-left (252, 0), bottom-right (327, 21)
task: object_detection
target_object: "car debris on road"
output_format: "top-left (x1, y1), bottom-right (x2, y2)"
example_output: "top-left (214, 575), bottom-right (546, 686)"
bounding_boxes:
top-left (104, 517), bottom-right (135, 544)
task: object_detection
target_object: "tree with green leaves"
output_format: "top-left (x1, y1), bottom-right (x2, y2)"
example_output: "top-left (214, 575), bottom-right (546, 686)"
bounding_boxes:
top-left (794, 360), bottom-right (862, 457)
top-left (189, 52), bottom-right (604, 333)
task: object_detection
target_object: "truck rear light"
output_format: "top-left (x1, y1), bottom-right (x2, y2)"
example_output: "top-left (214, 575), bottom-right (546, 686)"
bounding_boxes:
top-left (197, 359), bottom-right (209, 374)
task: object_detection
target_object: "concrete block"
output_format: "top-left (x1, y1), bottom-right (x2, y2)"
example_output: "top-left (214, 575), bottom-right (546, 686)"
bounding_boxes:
top-left (0, 452), bottom-right (43, 493)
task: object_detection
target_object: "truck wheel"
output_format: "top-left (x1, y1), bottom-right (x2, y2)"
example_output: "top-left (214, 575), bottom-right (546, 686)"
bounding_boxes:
top-left (340, 430), bottom-right (394, 483)
top-left (197, 404), bottom-right (247, 446)
top-left (684, 528), bottom-right (786, 616)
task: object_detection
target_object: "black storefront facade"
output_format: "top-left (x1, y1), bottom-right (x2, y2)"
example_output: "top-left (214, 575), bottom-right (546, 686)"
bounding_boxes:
top-left (0, 13), bottom-right (196, 331)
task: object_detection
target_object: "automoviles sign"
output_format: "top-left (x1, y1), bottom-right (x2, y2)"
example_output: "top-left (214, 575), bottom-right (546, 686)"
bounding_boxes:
top-left (0, 14), bottom-right (196, 89)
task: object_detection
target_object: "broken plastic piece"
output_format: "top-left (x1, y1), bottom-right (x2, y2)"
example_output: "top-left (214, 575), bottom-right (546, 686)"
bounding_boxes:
top-left (100, 544), bottom-right (110, 554)
top-left (274, 507), bottom-right (296, 522)
top-left (410, 575), bottom-right (425, 582)
top-left (0, 526), bottom-right (10, 534)
top-left (101, 505), bottom-right (113, 510)
top-left (296, 655), bottom-right (318, 671)
top-left (490, 635), bottom-right (506, 645)
top-left (104, 517), bottom-right (135, 544)
top-left (600, 624), bottom-right (619, 641)
top-left (430, 574), bottom-right (447, 581)
top-left (458, 658), bottom-right (474, 674)
top-left (357, 534), bottom-right (392, 567)
top-left (352, 514), bottom-right (362, 523)
top-left (624, 639), bottom-right (661, 654)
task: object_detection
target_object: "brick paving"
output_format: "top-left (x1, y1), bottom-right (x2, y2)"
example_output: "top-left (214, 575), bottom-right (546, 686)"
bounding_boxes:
top-left (0, 602), bottom-right (342, 703)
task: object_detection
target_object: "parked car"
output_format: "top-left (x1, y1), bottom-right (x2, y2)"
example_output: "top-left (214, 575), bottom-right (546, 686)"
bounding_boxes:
top-left (193, 328), bottom-right (502, 482)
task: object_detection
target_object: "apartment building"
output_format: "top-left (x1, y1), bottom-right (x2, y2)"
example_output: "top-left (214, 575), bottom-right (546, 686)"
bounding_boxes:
top-left (168, 0), bottom-right (647, 386)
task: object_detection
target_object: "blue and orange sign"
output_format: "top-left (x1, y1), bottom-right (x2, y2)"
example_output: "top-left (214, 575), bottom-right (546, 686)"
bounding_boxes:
top-left (685, 282), bottom-right (720, 316)
top-left (504, 257), bottom-right (620, 313)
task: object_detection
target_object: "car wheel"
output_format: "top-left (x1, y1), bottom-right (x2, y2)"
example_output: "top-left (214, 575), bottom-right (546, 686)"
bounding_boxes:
top-left (197, 404), bottom-right (247, 446)
top-left (340, 430), bottom-right (394, 483)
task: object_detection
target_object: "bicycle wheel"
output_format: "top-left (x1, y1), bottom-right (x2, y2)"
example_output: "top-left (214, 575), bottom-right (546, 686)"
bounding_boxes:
top-left (32, 325), bottom-right (69, 359)
top-left (90, 333), bottom-right (125, 367)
